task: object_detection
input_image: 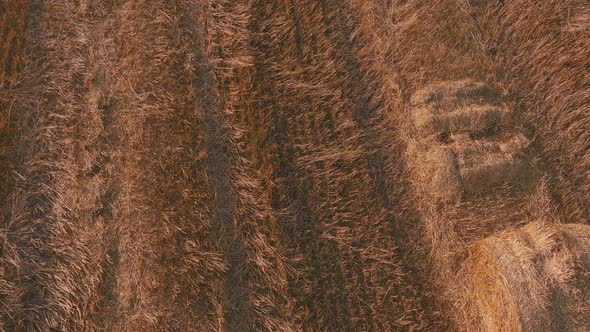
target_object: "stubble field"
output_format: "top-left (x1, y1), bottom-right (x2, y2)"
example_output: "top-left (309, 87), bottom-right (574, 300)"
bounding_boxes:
top-left (0, 1), bottom-right (588, 331)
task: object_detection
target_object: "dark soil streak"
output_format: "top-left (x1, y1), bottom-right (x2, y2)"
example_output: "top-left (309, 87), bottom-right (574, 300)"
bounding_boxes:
top-left (1, 2), bottom-right (54, 329)
top-left (193, 6), bottom-right (253, 330)
top-left (249, 2), bottom-right (354, 328)
top-left (91, 97), bottom-right (121, 328)
top-left (323, 1), bottom-right (450, 328)
top-left (288, 2), bottom-right (355, 328)
top-left (202, 98), bottom-right (252, 330)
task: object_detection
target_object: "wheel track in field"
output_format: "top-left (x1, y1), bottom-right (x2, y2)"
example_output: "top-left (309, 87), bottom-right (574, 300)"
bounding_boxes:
top-left (191, 1), bottom-right (274, 329)
top-left (1, 1), bottom-right (115, 329)
top-left (199, 50), bottom-right (252, 331)
top-left (323, 1), bottom-right (450, 328)
top-left (242, 1), bottom-right (447, 329)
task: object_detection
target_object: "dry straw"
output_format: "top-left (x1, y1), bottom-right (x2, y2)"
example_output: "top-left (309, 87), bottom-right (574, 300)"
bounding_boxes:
top-left (460, 222), bottom-right (590, 331)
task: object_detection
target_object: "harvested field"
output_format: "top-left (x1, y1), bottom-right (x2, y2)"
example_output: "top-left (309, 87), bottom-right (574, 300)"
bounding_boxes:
top-left (0, 0), bottom-right (588, 331)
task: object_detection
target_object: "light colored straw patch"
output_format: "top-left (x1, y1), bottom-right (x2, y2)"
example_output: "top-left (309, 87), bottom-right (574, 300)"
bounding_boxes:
top-left (410, 79), bottom-right (498, 108)
top-left (461, 222), bottom-right (590, 331)
top-left (413, 105), bottom-right (506, 137)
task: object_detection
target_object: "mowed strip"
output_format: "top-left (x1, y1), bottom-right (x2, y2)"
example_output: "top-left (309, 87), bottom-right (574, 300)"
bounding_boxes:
top-left (1, 2), bottom-right (115, 329)
top-left (1, 0), bottom-right (292, 330)
top-left (2, 1), bottom-right (225, 330)
top-left (0, 0), bottom-right (29, 327)
top-left (195, 0), bottom-right (295, 330)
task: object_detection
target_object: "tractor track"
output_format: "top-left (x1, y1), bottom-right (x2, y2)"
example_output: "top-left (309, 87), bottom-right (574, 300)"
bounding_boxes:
top-left (326, 1), bottom-right (449, 329)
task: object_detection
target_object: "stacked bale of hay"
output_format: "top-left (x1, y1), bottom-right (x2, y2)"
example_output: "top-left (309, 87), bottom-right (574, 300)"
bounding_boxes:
top-left (460, 222), bottom-right (590, 331)
top-left (413, 105), bottom-right (506, 138)
top-left (406, 142), bottom-right (462, 203)
top-left (409, 79), bottom-right (499, 110)
top-left (455, 134), bottom-right (534, 197)
top-left (406, 80), bottom-right (535, 203)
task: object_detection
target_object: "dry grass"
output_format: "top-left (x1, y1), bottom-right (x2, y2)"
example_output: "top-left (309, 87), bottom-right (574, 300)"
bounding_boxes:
top-left (406, 143), bottom-right (462, 202)
top-left (472, 0), bottom-right (590, 223)
top-left (1, 1), bottom-right (289, 330)
top-left (349, 1), bottom-right (588, 331)
top-left (0, 0), bottom-right (588, 331)
top-left (1, 1), bottom-right (110, 329)
top-left (230, 1), bottom-right (443, 329)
